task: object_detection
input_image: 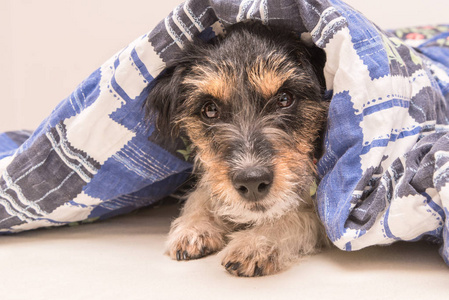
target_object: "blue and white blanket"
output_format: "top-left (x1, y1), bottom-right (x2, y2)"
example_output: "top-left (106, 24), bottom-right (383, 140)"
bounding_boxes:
top-left (2, 0), bottom-right (449, 264)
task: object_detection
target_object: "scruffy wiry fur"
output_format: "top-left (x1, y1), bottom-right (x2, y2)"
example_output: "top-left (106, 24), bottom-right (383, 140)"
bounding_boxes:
top-left (145, 21), bottom-right (330, 277)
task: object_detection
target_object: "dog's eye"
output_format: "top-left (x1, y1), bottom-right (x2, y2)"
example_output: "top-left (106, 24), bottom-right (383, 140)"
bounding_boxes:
top-left (201, 102), bottom-right (219, 119)
top-left (277, 92), bottom-right (294, 108)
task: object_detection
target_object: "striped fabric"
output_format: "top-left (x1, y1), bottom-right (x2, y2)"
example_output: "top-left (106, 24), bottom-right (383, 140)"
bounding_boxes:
top-left (1, 0), bottom-right (449, 264)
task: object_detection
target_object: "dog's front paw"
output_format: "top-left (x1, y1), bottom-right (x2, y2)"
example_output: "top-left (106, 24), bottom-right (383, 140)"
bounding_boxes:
top-left (221, 240), bottom-right (283, 277)
top-left (166, 219), bottom-right (226, 261)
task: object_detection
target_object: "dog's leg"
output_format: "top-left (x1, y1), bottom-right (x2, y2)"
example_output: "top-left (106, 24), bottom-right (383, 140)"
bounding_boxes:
top-left (220, 206), bottom-right (327, 276)
top-left (166, 184), bottom-right (229, 260)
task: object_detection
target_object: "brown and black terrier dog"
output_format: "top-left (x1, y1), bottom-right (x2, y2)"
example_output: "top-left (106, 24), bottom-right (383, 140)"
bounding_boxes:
top-left (145, 21), bottom-right (329, 277)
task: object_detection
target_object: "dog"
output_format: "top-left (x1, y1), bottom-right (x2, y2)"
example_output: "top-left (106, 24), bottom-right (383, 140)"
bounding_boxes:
top-left (145, 21), bottom-right (330, 277)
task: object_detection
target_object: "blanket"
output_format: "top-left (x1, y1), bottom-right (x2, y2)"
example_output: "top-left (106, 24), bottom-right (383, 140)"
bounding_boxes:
top-left (1, 0), bottom-right (449, 264)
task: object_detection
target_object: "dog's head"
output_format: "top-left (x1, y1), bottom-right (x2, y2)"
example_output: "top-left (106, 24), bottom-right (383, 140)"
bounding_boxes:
top-left (145, 22), bottom-right (327, 223)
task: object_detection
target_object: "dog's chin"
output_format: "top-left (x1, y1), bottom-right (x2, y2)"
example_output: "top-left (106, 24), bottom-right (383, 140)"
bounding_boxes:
top-left (211, 189), bottom-right (303, 225)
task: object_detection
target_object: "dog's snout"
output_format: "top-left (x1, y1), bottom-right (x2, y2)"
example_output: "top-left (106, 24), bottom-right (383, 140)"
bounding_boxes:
top-left (232, 167), bottom-right (273, 201)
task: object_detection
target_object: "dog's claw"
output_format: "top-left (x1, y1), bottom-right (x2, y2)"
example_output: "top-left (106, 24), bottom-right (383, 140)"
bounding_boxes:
top-left (231, 262), bottom-right (240, 271)
top-left (175, 250), bottom-right (191, 260)
top-left (254, 264), bottom-right (263, 276)
top-left (224, 261), bottom-right (243, 275)
top-left (223, 260), bottom-right (269, 277)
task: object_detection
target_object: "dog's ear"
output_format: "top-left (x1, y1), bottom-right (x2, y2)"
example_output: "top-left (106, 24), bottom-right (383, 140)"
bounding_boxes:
top-left (305, 45), bottom-right (327, 91)
top-left (144, 65), bottom-right (186, 140)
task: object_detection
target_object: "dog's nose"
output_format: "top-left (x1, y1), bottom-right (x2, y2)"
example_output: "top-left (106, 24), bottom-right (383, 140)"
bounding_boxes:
top-left (232, 167), bottom-right (273, 201)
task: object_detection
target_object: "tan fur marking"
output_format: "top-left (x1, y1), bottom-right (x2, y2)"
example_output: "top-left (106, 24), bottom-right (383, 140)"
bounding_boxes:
top-left (247, 54), bottom-right (297, 98)
top-left (183, 65), bottom-right (236, 101)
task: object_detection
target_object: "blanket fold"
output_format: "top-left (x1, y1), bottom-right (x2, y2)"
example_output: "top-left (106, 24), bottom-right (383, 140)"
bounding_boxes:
top-left (1, 0), bottom-right (449, 265)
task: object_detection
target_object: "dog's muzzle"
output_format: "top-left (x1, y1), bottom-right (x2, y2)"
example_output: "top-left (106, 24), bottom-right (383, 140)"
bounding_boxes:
top-left (232, 166), bottom-right (273, 201)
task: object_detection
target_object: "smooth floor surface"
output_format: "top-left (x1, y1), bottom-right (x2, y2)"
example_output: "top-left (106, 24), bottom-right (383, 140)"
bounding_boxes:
top-left (0, 203), bottom-right (447, 300)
